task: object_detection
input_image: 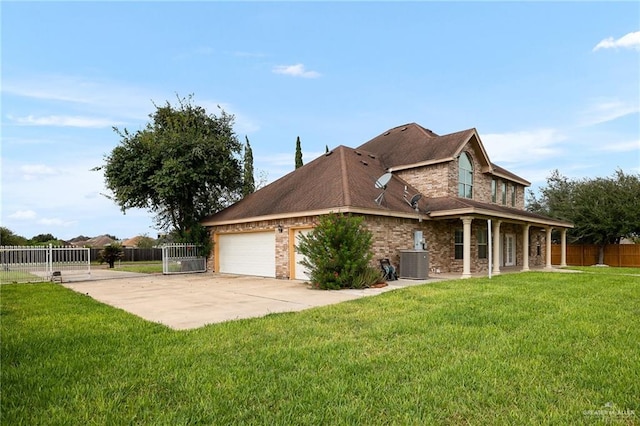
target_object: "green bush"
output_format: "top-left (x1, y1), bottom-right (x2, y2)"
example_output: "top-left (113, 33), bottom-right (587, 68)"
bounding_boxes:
top-left (353, 265), bottom-right (385, 289)
top-left (98, 243), bottom-right (124, 268)
top-left (297, 213), bottom-right (378, 289)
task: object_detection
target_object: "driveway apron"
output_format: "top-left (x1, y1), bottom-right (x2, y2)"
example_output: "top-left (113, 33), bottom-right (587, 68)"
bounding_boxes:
top-left (62, 273), bottom-right (422, 330)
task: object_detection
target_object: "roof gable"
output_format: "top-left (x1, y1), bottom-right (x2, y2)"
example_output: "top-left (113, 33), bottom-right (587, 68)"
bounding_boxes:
top-left (357, 123), bottom-right (492, 173)
top-left (202, 146), bottom-right (426, 225)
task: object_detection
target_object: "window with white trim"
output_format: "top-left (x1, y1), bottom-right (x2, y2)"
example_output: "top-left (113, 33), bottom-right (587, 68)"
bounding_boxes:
top-left (458, 152), bottom-right (473, 199)
top-left (454, 228), bottom-right (464, 259)
top-left (491, 179), bottom-right (497, 203)
top-left (501, 181), bottom-right (507, 205)
top-left (477, 228), bottom-right (488, 259)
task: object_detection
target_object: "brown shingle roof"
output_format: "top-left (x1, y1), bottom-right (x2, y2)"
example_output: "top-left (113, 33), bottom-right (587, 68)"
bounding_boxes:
top-left (425, 197), bottom-right (573, 227)
top-left (357, 123), bottom-right (480, 170)
top-left (202, 146), bottom-right (426, 225)
top-left (490, 163), bottom-right (530, 186)
top-left (203, 122), bottom-right (561, 227)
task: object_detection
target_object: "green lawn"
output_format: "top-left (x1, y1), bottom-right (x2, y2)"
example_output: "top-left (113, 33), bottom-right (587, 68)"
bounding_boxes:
top-left (2, 271), bottom-right (639, 425)
top-left (567, 266), bottom-right (640, 276)
top-left (0, 269), bottom-right (43, 284)
top-left (95, 261), bottom-right (164, 274)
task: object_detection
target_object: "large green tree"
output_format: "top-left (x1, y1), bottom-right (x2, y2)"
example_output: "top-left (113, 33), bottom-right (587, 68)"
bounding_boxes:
top-left (96, 95), bottom-right (243, 244)
top-left (295, 136), bottom-right (303, 169)
top-left (0, 227), bottom-right (28, 246)
top-left (242, 136), bottom-right (255, 197)
top-left (528, 169), bottom-right (640, 263)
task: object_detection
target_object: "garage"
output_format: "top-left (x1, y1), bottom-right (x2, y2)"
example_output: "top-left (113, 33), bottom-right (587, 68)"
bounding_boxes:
top-left (292, 228), bottom-right (313, 281)
top-left (217, 231), bottom-right (276, 277)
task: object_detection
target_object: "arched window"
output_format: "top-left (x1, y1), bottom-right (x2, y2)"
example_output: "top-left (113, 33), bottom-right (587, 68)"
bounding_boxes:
top-left (458, 152), bottom-right (473, 198)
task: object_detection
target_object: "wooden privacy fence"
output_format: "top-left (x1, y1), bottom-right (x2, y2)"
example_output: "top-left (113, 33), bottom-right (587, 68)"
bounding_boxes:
top-left (552, 244), bottom-right (640, 267)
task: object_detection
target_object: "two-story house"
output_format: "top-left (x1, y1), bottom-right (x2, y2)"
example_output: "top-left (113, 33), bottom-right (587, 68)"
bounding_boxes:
top-left (202, 123), bottom-right (573, 279)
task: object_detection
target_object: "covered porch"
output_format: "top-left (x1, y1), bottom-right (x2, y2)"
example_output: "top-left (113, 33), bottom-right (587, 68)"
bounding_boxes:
top-left (426, 198), bottom-right (574, 279)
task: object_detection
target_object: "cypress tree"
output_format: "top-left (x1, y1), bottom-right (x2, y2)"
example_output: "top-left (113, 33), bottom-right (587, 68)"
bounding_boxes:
top-left (295, 136), bottom-right (303, 169)
top-left (242, 136), bottom-right (255, 197)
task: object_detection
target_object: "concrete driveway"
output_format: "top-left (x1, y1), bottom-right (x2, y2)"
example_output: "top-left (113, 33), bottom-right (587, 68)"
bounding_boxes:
top-left (63, 272), bottom-right (433, 330)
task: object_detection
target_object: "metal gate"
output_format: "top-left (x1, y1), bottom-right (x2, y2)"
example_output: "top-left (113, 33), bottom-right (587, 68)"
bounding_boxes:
top-left (0, 245), bottom-right (91, 284)
top-left (162, 243), bottom-right (207, 274)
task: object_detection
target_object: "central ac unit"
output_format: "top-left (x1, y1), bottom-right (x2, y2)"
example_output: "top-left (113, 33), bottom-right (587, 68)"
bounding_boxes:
top-left (399, 250), bottom-right (429, 279)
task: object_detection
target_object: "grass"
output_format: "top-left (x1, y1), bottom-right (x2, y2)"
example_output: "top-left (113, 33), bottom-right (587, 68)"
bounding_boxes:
top-left (96, 261), bottom-right (164, 274)
top-left (567, 266), bottom-right (640, 276)
top-left (2, 270), bottom-right (639, 425)
top-left (0, 269), bottom-right (43, 284)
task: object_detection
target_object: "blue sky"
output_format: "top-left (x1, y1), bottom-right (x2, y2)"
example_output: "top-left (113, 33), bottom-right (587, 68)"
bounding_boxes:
top-left (2, 2), bottom-right (639, 241)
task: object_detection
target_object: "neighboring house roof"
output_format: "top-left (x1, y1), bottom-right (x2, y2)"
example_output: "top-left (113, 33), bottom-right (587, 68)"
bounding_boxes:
top-left (73, 235), bottom-right (116, 247)
top-left (122, 236), bottom-right (142, 247)
top-left (202, 145), bottom-right (427, 226)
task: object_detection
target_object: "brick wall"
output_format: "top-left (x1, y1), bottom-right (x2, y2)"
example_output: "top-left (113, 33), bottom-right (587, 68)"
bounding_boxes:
top-left (208, 216), bottom-right (547, 280)
top-left (210, 215), bottom-right (459, 279)
top-left (396, 163), bottom-right (450, 198)
top-left (396, 140), bottom-right (527, 211)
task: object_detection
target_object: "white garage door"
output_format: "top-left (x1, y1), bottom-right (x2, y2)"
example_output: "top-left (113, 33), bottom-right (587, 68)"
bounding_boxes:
top-left (218, 232), bottom-right (276, 277)
top-left (293, 229), bottom-right (313, 281)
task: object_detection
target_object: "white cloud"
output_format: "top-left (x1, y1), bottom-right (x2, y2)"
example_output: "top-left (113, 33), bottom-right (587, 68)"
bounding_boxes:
top-left (481, 129), bottom-right (567, 165)
top-left (272, 63), bottom-right (321, 78)
top-left (593, 31), bottom-right (640, 51)
top-left (8, 114), bottom-right (118, 128)
top-left (2, 74), bottom-right (161, 122)
top-left (37, 218), bottom-right (77, 227)
top-left (8, 210), bottom-right (37, 220)
top-left (579, 99), bottom-right (640, 126)
top-left (21, 164), bottom-right (57, 175)
top-left (19, 164), bottom-right (59, 181)
top-left (596, 139), bottom-right (640, 153)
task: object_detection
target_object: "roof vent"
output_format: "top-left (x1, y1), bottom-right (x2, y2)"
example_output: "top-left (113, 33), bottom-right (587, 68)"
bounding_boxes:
top-left (383, 131), bottom-right (390, 136)
top-left (401, 127), bottom-right (408, 131)
top-left (368, 154), bottom-right (376, 159)
top-left (354, 150), bottom-right (361, 156)
top-left (360, 160), bottom-right (368, 166)
top-left (325, 150), bottom-right (333, 156)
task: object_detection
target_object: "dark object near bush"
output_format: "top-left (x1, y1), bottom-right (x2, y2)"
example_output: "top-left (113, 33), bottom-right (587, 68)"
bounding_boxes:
top-left (380, 259), bottom-right (398, 281)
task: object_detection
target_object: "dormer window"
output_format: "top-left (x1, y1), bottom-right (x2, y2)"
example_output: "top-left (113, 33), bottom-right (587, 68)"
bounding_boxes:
top-left (458, 152), bottom-right (473, 199)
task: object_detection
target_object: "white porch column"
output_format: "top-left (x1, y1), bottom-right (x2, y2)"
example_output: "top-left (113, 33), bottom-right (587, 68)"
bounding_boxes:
top-left (522, 224), bottom-right (530, 271)
top-left (560, 228), bottom-right (568, 267)
top-left (462, 216), bottom-right (473, 279)
top-left (492, 220), bottom-right (501, 275)
top-left (545, 227), bottom-right (553, 269)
